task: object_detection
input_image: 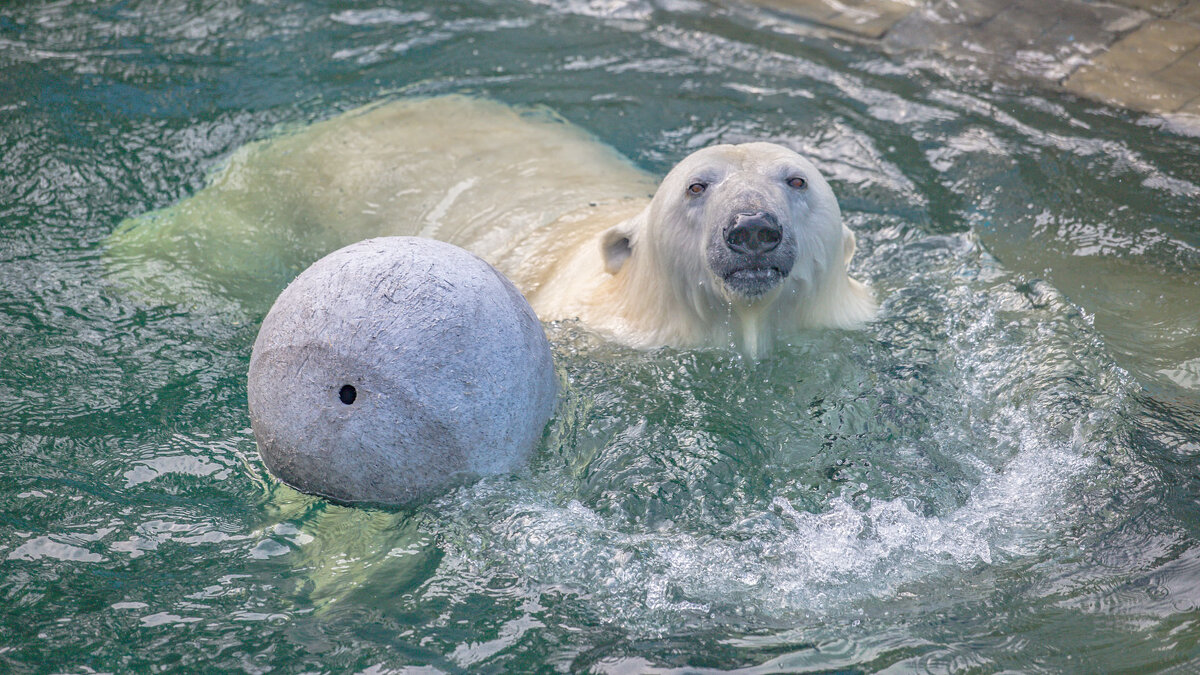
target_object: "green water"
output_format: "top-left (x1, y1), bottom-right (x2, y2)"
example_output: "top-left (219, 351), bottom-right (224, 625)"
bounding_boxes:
top-left (3, 0), bottom-right (1199, 672)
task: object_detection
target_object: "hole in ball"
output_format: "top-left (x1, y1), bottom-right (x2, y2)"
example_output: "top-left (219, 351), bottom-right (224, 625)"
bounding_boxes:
top-left (339, 384), bottom-right (357, 405)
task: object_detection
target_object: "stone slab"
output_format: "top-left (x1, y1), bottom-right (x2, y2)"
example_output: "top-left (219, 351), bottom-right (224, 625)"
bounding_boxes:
top-left (1108, 0), bottom-right (1187, 16)
top-left (1172, 2), bottom-right (1200, 27)
top-left (747, 0), bottom-right (914, 38)
top-left (1064, 64), bottom-right (1198, 111)
top-left (886, 0), bottom-right (1147, 81)
top-left (1063, 19), bottom-right (1200, 112)
top-left (1177, 95), bottom-right (1200, 115)
top-left (745, 0), bottom-right (1200, 116)
top-left (927, 0), bottom-right (1006, 26)
top-left (824, 0), bottom-right (918, 38)
top-left (1090, 19), bottom-right (1200, 73)
top-left (1156, 46), bottom-right (1200, 87)
top-left (979, 8), bottom-right (1054, 49)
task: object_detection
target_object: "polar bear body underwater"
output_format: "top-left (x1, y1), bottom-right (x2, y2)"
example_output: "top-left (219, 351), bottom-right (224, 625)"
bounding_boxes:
top-left (108, 96), bottom-right (875, 356)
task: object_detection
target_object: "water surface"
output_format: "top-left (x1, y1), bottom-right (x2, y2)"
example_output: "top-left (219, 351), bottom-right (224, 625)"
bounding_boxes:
top-left (2, 0), bottom-right (1199, 672)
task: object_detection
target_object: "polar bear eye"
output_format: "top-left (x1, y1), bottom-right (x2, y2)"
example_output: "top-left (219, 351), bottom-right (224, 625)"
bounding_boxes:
top-left (786, 176), bottom-right (807, 190)
top-left (687, 182), bottom-right (707, 196)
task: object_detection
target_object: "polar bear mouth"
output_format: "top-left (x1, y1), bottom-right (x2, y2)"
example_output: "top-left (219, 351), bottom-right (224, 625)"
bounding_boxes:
top-left (723, 266), bottom-right (786, 297)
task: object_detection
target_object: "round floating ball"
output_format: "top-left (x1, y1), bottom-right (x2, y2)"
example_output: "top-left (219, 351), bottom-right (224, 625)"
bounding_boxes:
top-left (248, 237), bottom-right (558, 505)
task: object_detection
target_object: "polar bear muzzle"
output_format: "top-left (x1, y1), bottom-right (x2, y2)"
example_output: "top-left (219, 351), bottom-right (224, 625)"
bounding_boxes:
top-left (707, 210), bottom-right (798, 299)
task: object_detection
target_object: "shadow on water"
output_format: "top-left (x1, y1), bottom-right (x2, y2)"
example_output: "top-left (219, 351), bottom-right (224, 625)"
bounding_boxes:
top-left (1, 0), bottom-right (1198, 672)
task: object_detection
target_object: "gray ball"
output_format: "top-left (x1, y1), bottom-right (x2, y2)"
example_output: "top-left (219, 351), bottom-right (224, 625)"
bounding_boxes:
top-left (248, 236), bottom-right (558, 505)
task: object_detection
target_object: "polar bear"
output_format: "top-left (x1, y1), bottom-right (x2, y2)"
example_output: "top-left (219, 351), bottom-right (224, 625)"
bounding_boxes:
top-left (107, 95), bottom-right (875, 356)
top-left (530, 141), bottom-right (877, 356)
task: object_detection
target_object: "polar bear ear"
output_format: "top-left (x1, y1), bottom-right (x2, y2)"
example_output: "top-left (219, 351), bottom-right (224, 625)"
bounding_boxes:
top-left (601, 220), bottom-right (637, 275)
top-left (842, 225), bottom-right (857, 270)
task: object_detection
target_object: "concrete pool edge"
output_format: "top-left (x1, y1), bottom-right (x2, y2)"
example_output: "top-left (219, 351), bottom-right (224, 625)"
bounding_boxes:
top-left (744, 0), bottom-right (1200, 121)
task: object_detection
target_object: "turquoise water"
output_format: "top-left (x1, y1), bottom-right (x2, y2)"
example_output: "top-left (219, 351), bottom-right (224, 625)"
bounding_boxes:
top-left (3, 0), bottom-right (1200, 672)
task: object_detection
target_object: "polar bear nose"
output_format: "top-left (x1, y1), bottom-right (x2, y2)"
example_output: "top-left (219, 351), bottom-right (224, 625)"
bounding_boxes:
top-left (725, 212), bottom-right (782, 255)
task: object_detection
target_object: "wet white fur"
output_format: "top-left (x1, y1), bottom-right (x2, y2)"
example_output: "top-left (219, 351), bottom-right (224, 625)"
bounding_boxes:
top-left (109, 96), bottom-right (876, 356)
top-left (535, 142), bottom-right (877, 357)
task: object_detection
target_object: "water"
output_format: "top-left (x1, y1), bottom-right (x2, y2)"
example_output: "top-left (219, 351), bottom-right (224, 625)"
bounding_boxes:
top-left (2, 0), bottom-right (1199, 671)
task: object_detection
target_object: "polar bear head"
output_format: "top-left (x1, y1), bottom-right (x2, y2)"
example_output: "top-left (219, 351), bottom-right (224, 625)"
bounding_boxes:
top-left (600, 142), bottom-right (874, 350)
